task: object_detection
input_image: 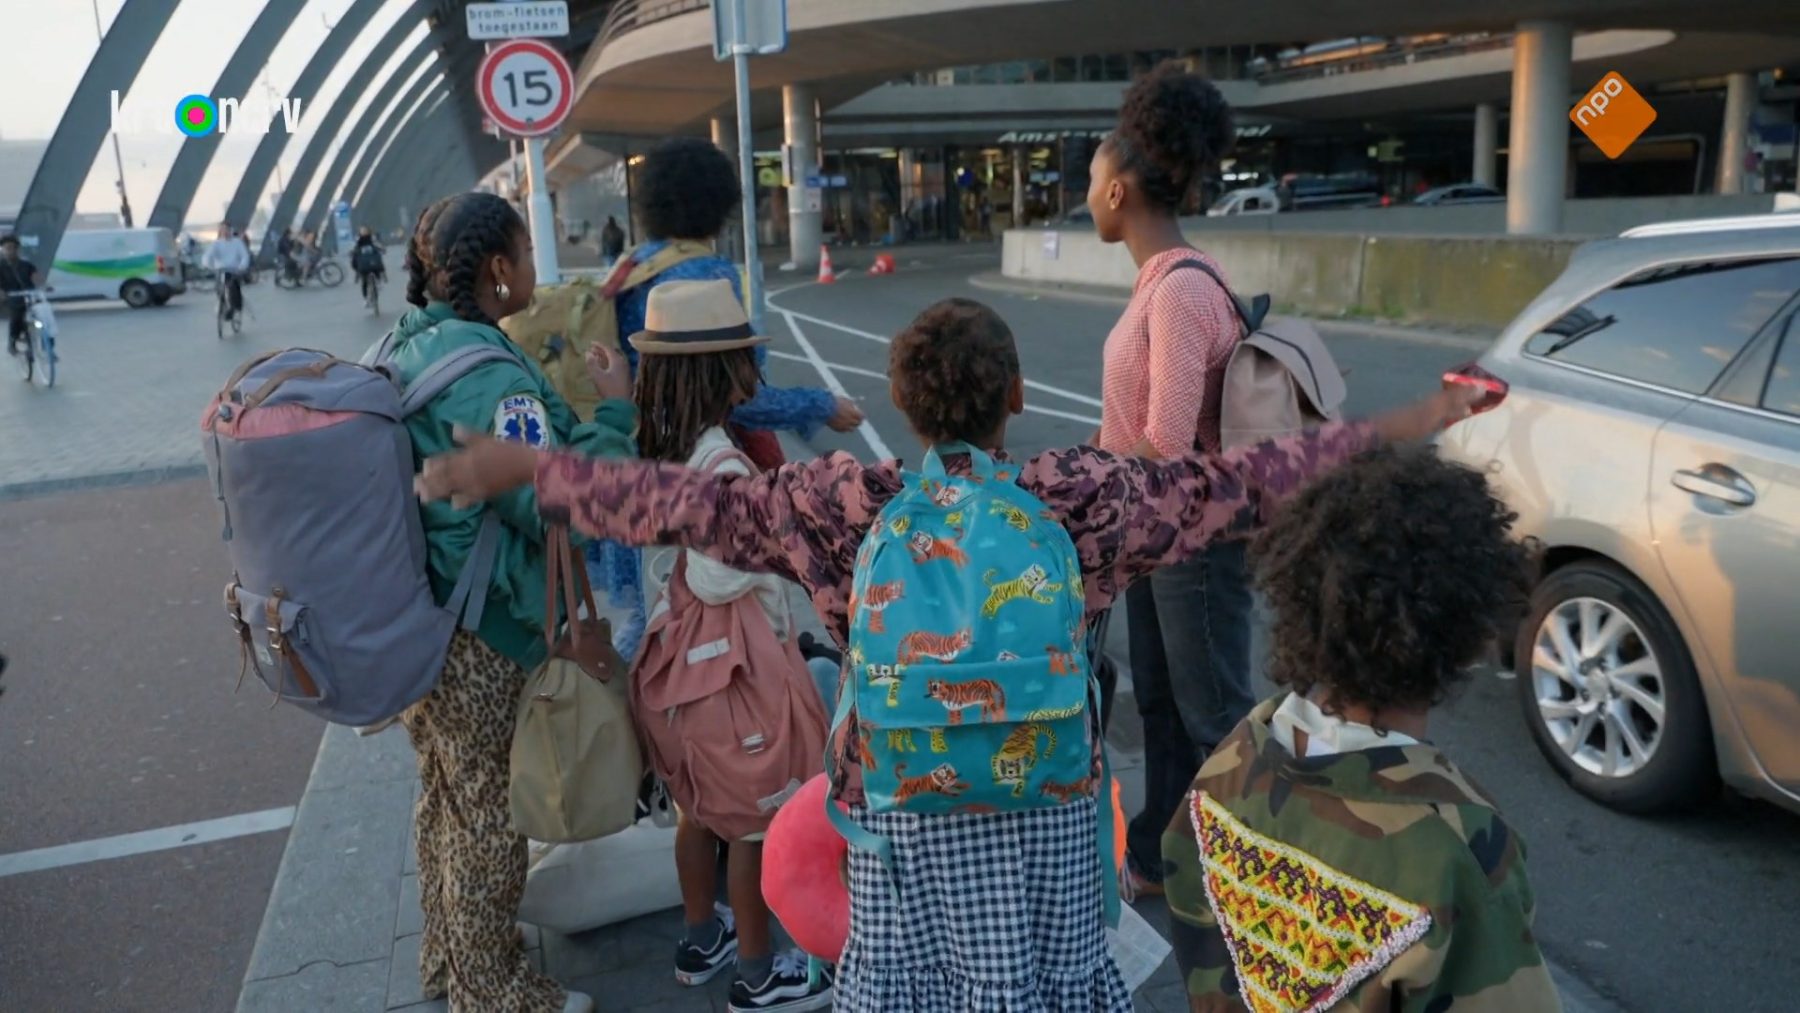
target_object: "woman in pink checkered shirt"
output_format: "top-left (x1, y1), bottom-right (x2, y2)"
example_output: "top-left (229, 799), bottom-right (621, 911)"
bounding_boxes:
top-left (1085, 62), bottom-right (1254, 901)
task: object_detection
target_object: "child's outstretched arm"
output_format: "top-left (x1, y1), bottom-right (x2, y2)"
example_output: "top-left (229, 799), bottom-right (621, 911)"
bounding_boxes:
top-left (1035, 386), bottom-right (1481, 610)
top-left (417, 429), bottom-right (890, 593)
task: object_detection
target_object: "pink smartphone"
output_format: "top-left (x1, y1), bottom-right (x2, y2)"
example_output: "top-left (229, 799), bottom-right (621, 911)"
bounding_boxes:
top-left (1443, 362), bottom-right (1509, 415)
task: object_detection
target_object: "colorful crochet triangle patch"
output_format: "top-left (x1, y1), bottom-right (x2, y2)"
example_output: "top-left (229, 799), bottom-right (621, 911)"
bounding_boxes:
top-left (1193, 791), bottom-right (1432, 1013)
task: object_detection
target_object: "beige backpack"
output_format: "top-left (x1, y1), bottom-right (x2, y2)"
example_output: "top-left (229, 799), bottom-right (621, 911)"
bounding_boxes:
top-left (1167, 259), bottom-right (1348, 450)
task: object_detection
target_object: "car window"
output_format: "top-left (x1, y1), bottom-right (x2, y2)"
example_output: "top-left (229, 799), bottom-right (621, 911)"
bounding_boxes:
top-left (1763, 317), bottom-right (1800, 418)
top-left (1524, 257), bottom-right (1800, 394)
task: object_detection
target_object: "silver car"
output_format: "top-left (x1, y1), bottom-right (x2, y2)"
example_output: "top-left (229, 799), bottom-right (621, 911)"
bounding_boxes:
top-left (1437, 214), bottom-right (1800, 815)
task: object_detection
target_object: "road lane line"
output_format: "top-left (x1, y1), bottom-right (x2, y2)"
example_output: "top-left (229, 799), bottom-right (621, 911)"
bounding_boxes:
top-left (0, 806), bottom-right (297, 879)
top-left (770, 305), bottom-right (1104, 409)
top-left (768, 350), bottom-right (1100, 427)
top-left (777, 310), bottom-right (894, 460)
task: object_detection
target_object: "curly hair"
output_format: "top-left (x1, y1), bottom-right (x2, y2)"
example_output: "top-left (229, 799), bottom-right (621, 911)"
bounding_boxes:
top-left (635, 137), bottom-right (741, 240)
top-left (1107, 61), bottom-right (1234, 213)
top-left (636, 348), bottom-right (761, 463)
top-left (405, 192), bottom-right (526, 324)
top-left (888, 298), bottom-right (1020, 446)
top-left (1251, 445), bottom-right (1530, 716)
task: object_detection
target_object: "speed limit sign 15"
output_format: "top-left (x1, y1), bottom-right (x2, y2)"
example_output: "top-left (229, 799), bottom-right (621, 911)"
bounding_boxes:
top-left (477, 38), bottom-right (574, 137)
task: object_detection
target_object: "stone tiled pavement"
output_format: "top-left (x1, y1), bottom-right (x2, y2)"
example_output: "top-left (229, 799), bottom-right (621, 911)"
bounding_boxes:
top-left (0, 266), bottom-right (396, 497)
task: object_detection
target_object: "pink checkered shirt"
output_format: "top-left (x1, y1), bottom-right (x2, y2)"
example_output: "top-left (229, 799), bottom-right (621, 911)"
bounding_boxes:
top-left (1098, 248), bottom-right (1240, 457)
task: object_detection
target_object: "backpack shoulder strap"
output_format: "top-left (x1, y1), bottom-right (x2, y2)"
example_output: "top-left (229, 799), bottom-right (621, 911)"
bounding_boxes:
top-left (1163, 258), bottom-right (1270, 337)
top-left (360, 328), bottom-right (399, 368)
top-left (398, 344), bottom-right (527, 415)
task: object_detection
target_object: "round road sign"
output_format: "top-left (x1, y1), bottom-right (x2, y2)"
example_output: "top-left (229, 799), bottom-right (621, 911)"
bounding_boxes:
top-left (476, 39), bottom-right (574, 138)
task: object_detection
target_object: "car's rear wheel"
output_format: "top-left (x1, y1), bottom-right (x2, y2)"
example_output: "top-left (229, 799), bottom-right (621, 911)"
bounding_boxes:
top-left (1515, 560), bottom-right (1715, 813)
top-left (121, 280), bottom-right (153, 308)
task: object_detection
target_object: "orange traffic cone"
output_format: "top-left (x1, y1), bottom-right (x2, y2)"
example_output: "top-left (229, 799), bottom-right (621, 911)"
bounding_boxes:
top-left (868, 253), bottom-right (896, 276)
top-left (817, 245), bottom-right (837, 285)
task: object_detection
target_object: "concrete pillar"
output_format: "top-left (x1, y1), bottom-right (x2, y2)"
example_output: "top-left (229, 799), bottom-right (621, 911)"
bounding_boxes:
top-left (784, 83), bottom-right (822, 268)
top-left (1717, 71), bottom-right (1757, 195)
top-left (1505, 21), bottom-right (1572, 235)
top-left (1012, 148), bottom-right (1027, 228)
top-left (1473, 102), bottom-right (1499, 187)
top-left (712, 115), bottom-right (743, 259)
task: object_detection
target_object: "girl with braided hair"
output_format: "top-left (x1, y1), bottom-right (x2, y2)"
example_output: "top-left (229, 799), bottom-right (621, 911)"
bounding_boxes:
top-left (1086, 62), bottom-right (1256, 901)
top-left (383, 191), bottom-right (638, 1013)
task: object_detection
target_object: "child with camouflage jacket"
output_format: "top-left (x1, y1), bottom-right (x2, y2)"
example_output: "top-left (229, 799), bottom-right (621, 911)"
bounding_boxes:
top-left (1163, 445), bottom-right (1561, 1013)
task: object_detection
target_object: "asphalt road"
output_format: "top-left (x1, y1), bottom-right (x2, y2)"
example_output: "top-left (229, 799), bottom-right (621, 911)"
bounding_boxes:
top-left (758, 252), bottom-right (1800, 1013)
top-left (0, 270), bottom-right (385, 1012)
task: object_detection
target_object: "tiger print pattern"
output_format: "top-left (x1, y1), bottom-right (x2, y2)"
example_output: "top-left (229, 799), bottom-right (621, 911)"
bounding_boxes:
top-left (1038, 775), bottom-right (1095, 804)
top-left (1023, 701), bottom-right (1084, 721)
top-left (991, 722), bottom-right (1056, 799)
top-left (908, 530), bottom-right (969, 568)
top-left (980, 564), bottom-right (1064, 619)
top-left (1047, 645), bottom-right (1079, 675)
top-left (854, 579), bottom-right (905, 634)
top-left (896, 628), bottom-right (973, 666)
top-left (886, 728), bottom-right (918, 753)
top-left (990, 499), bottom-right (1033, 532)
top-left (925, 677), bottom-right (1005, 725)
top-left (891, 762), bottom-right (968, 802)
top-left (866, 663), bottom-right (905, 708)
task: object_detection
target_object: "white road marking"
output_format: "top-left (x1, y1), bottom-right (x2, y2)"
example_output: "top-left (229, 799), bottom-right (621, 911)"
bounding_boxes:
top-left (767, 349), bottom-right (1100, 427)
top-left (0, 806), bottom-right (296, 879)
top-left (772, 306), bottom-right (1103, 409)
top-left (776, 310), bottom-right (894, 460)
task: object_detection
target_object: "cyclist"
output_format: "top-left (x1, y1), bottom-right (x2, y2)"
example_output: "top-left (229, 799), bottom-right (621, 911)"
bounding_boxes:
top-left (276, 228), bottom-right (299, 282)
top-left (351, 226), bottom-right (385, 298)
top-left (1, 234), bottom-right (43, 357)
top-left (205, 226), bottom-right (252, 321)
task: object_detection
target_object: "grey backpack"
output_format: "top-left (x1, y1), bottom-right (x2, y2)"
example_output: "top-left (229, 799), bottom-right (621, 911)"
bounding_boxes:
top-left (201, 340), bottom-right (519, 725)
top-left (1168, 259), bottom-right (1348, 450)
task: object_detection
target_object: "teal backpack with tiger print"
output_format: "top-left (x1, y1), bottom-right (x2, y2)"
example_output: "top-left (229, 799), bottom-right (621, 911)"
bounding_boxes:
top-left (825, 443), bottom-right (1118, 917)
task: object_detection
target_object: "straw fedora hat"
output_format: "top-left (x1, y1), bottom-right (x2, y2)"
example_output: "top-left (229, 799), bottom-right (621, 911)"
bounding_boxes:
top-left (628, 279), bottom-right (768, 355)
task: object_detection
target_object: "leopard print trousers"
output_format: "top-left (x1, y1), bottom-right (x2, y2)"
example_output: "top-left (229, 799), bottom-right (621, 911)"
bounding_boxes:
top-left (402, 631), bottom-right (565, 1012)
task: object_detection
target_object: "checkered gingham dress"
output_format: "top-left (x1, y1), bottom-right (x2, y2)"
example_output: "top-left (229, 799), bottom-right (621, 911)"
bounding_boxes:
top-left (835, 796), bottom-right (1132, 1011)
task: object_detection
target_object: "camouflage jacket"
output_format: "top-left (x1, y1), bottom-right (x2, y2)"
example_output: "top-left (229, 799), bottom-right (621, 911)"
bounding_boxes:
top-left (1163, 695), bottom-right (1562, 1013)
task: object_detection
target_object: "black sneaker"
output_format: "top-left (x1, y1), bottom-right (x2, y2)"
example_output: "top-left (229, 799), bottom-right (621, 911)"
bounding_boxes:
top-left (727, 952), bottom-right (834, 1013)
top-left (674, 915), bottom-right (738, 987)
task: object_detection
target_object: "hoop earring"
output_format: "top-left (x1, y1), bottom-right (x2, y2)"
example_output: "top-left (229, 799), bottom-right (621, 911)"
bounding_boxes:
top-left (495, 281), bottom-right (511, 303)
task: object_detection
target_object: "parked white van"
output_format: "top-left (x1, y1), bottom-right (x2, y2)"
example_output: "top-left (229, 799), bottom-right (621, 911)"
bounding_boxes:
top-left (47, 228), bottom-right (185, 308)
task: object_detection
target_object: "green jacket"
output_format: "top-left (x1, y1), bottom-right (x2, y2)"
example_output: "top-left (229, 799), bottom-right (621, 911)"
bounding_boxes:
top-left (388, 302), bottom-right (637, 670)
top-left (1163, 695), bottom-right (1562, 1013)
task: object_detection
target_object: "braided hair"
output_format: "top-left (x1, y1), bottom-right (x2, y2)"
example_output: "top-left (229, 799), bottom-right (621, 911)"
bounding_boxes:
top-left (404, 192), bottom-right (526, 324)
top-left (1107, 61), bottom-right (1234, 213)
top-left (635, 348), bottom-right (760, 463)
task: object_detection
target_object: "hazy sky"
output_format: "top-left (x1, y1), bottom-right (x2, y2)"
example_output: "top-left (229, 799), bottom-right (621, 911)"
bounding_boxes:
top-left (4, 0), bottom-right (440, 225)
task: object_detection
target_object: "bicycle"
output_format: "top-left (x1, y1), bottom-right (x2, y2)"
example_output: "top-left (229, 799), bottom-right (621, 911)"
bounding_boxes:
top-left (359, 269), bottom-right (382, 317)
top-left (9, 289), bottom-right (58, 388)
top-left (276, 255), bottom-right (345, 290)
top-left (216, 272), bottom-right (244, 339)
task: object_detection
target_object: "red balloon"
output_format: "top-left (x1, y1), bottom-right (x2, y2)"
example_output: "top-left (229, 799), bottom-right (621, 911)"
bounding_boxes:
top-left (762, 773), bottom-right (850, 961)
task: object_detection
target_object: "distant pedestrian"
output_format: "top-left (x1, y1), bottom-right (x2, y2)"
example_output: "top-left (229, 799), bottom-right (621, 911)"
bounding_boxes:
top-left (1086, 61), bottom-right (1249, 901)
top-left (386, 191), bottom-right (639, 1013)
top-left (1161, 446), bottom-right (1558, 1010)
top-left (600, 215), bottom-right (625, 263)
top-left (413, 297), bottom-right (1484, 1013)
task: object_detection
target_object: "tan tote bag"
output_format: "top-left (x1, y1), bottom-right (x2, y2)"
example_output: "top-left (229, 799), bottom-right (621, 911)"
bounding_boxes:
top-left (509, 526), bottom-right (642, 843)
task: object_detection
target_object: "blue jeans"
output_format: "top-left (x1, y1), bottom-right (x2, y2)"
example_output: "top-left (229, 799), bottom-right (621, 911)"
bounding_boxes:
top-left (1122, 540), bottom-right (1254, 882)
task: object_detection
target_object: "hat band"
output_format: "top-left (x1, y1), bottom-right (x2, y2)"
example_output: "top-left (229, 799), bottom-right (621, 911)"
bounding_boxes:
top-left (639, 321), bottom-right (756, 346)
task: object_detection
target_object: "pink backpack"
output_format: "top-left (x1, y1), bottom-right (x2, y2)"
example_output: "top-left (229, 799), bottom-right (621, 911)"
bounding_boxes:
top-left (629, 453), bottom-right (828, 841)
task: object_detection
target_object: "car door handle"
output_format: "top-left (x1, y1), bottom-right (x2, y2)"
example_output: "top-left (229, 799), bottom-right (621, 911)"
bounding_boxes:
top-left (1671, 467), bottom-right (1756, 507)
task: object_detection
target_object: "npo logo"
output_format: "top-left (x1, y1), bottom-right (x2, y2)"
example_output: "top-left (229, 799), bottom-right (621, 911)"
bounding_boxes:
top-left (109, 90), bottom-right (311, 138)
top-left (1570, 72), bottom-right (1656, 159)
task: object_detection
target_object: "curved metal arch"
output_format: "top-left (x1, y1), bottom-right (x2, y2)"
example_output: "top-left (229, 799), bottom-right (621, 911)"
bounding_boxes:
top-left (13, 0), bottom-right (178, 267)
top-left (221, 0), bottom-right (387, 234)
top-left (258, 0), bottom-right (440, 259)
top-left (344, 43), bottom-right (485, 211)
top-left (147, 0), bottom-right (309, 233)
top-left (362, 93), bottom-right (455, 232)
top-left (298, 32), bottom-right (444, 237)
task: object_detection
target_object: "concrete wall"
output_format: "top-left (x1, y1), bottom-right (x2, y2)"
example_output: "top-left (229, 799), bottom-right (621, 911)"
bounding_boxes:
top-left (1006, 227), bottom-right (1588, 330)
top-left (1186, 193), bottom-right (1783, 238)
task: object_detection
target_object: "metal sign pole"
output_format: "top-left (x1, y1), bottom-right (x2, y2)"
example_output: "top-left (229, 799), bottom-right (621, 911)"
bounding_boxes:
top-left (733, 44), bottom-right (763, 334)
top-left (525, 135), bottom-right (560, 285)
